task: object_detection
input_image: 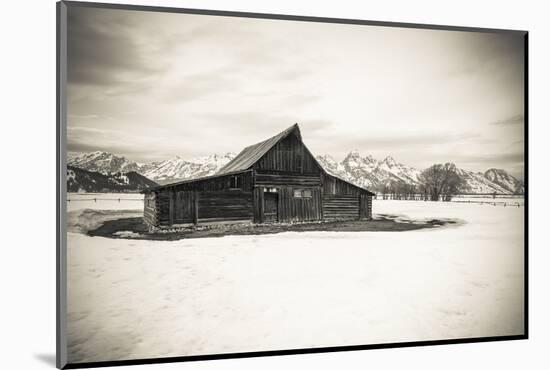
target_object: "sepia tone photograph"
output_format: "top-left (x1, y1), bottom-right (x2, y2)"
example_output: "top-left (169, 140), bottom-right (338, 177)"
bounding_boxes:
top-left (58, 1), bottom-right (527, 368)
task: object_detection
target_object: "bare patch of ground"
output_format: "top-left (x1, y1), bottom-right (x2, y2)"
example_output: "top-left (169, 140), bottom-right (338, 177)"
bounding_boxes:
top-left (67, 209), bottom-right (142, 234)
top-left (81, 211), bottom-right (462, 241)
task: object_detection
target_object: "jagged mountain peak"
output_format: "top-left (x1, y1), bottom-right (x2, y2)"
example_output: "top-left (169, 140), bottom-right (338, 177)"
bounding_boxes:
top-left (346, 149), bottom-right (361, 157)
top-left (141, 152), bottom-right (236, 185)
top-left (316, 153), bottom-right (336, 161)
top-left (382, 155), bottom-right (397, 164)
top-left (68, 151), bottom-right (144, 174)
top-left (484, 168), bottom-right (509, 179)
top-left (342, 151), bottom-right (378, 168)
top-left (322, 152), bottom-right (420, 190)
top-left (483, 168), bottom-right (523, 194)
top-left (364, 154), bottom-right (376, 162)
top-left (192, 152), bottom-right (236, 165)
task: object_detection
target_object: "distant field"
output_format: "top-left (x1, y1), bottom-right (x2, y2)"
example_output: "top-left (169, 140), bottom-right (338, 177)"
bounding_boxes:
top-left (451, 196), bottom-right (524, 206)
top-left (374, 195), bottom-right (524, 206)
top-left (67, 193), bottom-right (144, 212)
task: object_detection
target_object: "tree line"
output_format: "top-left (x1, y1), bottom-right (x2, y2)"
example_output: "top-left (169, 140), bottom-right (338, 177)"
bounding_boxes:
top-left (378, 163), bottom-right (465, 202)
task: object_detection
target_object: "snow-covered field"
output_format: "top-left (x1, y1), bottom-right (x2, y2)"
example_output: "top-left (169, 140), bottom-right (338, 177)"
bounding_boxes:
top-left (66, 195), bottom-right (525, 364)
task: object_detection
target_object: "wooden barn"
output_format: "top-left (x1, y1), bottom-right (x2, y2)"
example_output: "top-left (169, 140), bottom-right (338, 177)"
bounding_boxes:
top-left (143, 124), bottom-right (374, 227)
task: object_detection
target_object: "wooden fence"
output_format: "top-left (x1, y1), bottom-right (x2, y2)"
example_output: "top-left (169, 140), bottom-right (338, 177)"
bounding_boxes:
top-left (67, 197), bottom-right (144, 202)
top-left (374, 194), bottom-right (524, 207)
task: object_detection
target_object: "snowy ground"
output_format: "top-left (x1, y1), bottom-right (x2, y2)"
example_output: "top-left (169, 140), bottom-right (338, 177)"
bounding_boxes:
top-left (66, 195), bottom-right (525, 364)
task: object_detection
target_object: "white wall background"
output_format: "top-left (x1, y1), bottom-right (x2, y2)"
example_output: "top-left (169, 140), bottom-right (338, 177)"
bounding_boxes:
top-left (0, 0), bottom-right (547, 369)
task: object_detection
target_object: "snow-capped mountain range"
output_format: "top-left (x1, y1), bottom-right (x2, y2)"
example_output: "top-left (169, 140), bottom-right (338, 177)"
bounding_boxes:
top-left (316, 151), bottom-right (524, 194)
top-left (67, 165), bottom-right (158, 193)
top-left (68, 151), bottom-right (236, 186)
top-left (67, 151), bottom-right (524, 194)
top-left (67, 151), bottom-right (144, 174)
top-left (141, 153), bottom-right (236, 185)
top-left (316, 151), bottom-right (423, 192)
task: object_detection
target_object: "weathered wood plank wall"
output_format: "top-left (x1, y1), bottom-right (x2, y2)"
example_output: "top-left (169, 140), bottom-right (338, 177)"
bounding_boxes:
top-left (255, 172), bottom-right (321, 187)
top-left (143, 191), bottom-right (157, 227)
top-left (366, 195), bottom-right (373, 219)
top-left (174, 190), bottom-right (195, 224)
top-left (323, 174), bottom-right (362, 196)
top-left (168, 172), bottom-right (253, 192)
top-left (253, 187), bottom-right (264, 223)
top-left (154, 189), bottom-right (253, 226)
top-left (198, 191), bottom-right (253, 222)
top-left (255, 134), bottom-right (321, 174)
top-left (150, 175), bottom-right (371, 225)
top-left (359, 193), bottom-right (373, 219)
top-left (156, 191), bottom-right (171, 226)
top-left (277, 186), bottom-right (322, 222)
top-left (323, 194), bottom-right (359, 220)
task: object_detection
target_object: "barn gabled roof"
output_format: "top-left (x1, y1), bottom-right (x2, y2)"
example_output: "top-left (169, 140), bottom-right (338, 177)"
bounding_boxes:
top-left (145, 123), bottom-right (375, 195)
top-left (146, 169), bottom-right (251, 191)
top-left (216, 123), bottom-right (301, 175)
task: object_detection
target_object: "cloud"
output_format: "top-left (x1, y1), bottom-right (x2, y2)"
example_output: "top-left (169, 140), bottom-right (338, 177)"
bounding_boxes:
top-left (190, 111), bottom-right (297, 138)
top-left (68, 114), bottom-right (99, 119)
top-left (67, 7), bottom-right (164, 87)
top-left (448, 32), bottom-right (524, 78)
top-left (456, 151), bottom-right (525, 165)
top-left (160, 68), bottom-right (238, 103)
top-left (311, 131), bottom-right (480, 153)
top-left (492, 114), bottom-right (524, 126)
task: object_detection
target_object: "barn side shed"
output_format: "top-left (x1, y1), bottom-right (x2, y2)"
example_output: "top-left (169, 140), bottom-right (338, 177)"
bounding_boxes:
top-left (143, 124), bottom-right (374, 228)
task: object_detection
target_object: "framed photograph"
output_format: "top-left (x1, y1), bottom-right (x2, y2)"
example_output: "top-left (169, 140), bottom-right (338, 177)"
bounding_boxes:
top-left (57, 1), bottom-right (528, 368)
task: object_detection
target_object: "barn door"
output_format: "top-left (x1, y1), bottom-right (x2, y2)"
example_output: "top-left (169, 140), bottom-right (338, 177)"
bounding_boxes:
top-left (263, 192), bottom-right (278, 223)
top-left (174, 191), bottom-right (194, 224)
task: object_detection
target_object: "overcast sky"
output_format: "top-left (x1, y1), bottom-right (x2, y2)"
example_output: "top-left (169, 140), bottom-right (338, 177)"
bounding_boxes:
top-left (67, 6), bottom-right (525, 178)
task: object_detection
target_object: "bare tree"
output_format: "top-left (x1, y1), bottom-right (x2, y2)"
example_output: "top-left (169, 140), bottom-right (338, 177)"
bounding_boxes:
top-left (419, 163), bottom-right (464, 201)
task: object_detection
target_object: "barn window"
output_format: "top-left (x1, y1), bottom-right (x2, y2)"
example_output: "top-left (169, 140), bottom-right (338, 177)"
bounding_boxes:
top-left (294, 189), bottom-right (312, 198)
top-left (229, 175), bottom-right (242, 189)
